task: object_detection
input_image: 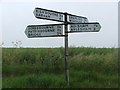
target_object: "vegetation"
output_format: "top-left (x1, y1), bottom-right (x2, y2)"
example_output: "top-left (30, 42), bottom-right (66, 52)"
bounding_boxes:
top-left (2, 47), bottom-right (118, 88)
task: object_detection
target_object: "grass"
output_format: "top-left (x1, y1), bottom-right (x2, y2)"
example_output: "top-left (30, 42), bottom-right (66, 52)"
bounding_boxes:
top-left (2, 47), bottom-right (118, 88)
top-left (3, 74), bottom-right (66, 88)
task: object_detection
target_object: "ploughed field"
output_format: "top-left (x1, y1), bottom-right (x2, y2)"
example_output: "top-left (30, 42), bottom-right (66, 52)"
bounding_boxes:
top-left (2, 47), bottom-right (118, 88)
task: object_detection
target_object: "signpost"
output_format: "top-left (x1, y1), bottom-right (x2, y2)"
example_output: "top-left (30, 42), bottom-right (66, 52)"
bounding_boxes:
top-left (25, 7), bottom-right (101, 87)
top-left (25, 24), bottom-right (64, 38)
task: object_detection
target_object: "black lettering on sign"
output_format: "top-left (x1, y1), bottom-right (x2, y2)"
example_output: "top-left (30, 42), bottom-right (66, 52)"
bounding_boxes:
top-left (45, 11), bottom-right (47, 14)
top-left (28, 34), bottom-right (31, 37)
top-left (43, 15), bottom-right (46, 17)
top-left (48, 12), bottom-right (50, 15)
top-left (94, 24), bottom-right (98, 27)
top-left (39, 33), bottom-right (41, 36)
top-left (40, 14), bottom-right (43, 17)
top-left (88, 28), bottom-right (91, 31)
top-left (82, 24), bottom-right (88, 27)
top-left (50, 29), bottom-right (52, 32)
top-left (85, 24), bottom-right (88, 27)
top-left (79, 28), bottom-right (82, 31)
top-left (39, 10), bottom-right (42, 13)
top-left (42, 10), bottom-right (44, 14)
top-left (36, 9), bottom-right (38, 13)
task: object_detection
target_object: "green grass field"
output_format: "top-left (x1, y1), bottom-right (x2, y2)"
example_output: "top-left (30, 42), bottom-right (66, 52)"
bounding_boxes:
top-left (2, 47), bottom-right (118, 88)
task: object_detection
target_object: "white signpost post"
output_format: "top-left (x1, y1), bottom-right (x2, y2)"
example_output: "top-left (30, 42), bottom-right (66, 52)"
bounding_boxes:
top-left (25, 7), bottom-right (101, 87)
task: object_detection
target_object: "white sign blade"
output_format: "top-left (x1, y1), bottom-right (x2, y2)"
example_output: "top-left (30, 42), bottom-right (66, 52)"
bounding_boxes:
top-left (25, 24), bottom-right (63, 38)
top-left (68, 14), bottom-right (88, 23)
top-left (70, 23), bottom-right (101, 32)
top-left (33, 8), bottom-right (64, 22)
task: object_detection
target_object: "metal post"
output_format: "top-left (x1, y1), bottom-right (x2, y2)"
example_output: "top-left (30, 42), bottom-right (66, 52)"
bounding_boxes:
top-left (64, 12), bottom-right (69, 86)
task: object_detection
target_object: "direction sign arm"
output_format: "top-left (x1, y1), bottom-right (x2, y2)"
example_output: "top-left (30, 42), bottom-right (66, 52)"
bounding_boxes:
top-left (67, 13), bottom-right (87, 19)
top-left (33, 8), bottom-right (64, 22)
top-left (35, 7), bottom-right (64, 14)
top-left (68, 22), bottom-right (101, 33)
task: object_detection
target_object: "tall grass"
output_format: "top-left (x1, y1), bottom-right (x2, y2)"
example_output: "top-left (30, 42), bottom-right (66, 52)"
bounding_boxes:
top-left (2, 47), bottom-right (118, 88)
top-left (3, 74), bottom-right (66, 88)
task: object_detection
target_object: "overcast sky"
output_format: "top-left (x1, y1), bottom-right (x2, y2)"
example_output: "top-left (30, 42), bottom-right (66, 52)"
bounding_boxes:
top-left (0, 0), bottom-right (119, 48)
